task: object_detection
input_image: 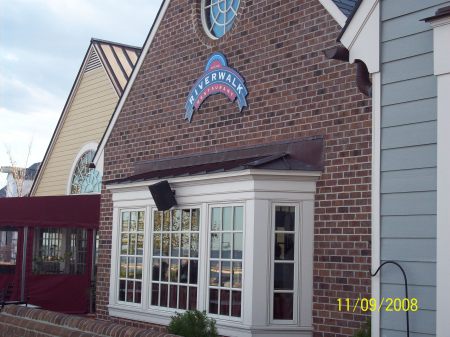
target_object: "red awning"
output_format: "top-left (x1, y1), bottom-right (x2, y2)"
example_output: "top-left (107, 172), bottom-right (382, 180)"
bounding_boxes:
top-left (0, 195), bottom-right (100, 229)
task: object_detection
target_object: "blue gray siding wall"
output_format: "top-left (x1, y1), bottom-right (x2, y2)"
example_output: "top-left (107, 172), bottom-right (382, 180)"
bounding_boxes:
top-left (380, 1), bottom-right (450, 336)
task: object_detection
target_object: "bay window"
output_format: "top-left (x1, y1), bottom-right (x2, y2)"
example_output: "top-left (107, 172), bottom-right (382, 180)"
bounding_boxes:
top-left (108, 170), bottom-right (317, 337)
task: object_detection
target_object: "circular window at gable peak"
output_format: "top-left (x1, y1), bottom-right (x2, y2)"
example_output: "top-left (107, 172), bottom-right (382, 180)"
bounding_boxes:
top-left (201, 0), bottom-right (240, 39)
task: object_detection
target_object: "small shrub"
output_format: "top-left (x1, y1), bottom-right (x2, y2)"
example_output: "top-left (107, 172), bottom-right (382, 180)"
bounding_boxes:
top-left (353, 318), bottom-right (371, 337)
top-left (168, 310), bottom-right (218, 337)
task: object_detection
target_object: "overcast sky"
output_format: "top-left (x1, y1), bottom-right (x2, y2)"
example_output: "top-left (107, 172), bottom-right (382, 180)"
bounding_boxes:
top-left (0, 0), bottom-right (164, 188)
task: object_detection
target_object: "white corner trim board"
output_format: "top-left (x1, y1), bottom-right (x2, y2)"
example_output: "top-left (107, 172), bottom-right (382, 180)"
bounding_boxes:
top-left (318, 0), bottom-right (347, 27)
top-left (429, 14), bottom-right (450, 337)
top-left (93, 0), bottom-right (171, 165)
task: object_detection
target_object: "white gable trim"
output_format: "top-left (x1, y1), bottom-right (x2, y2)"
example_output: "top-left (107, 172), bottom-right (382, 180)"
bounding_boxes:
top-left (93, 0), bottom-right (171, 166)
top-left (318, 0), bottom-right (347, 27)
top-left (339, 0), bottom-right (380, 73)
top-left (30, 45), bottom-right (118, 196)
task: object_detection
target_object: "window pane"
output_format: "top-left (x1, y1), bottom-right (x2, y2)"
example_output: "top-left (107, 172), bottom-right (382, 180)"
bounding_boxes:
top-left (273, 293), bottom-right (293, 320)
top-left (210, 260), bottom-right (219, 286)
top-left (171, 233), bottom-right (180, 257)
top-left (274, 263), bottom-right (294, 290)
top-left (189, 260), bottom-right (198, 284)
top-left (122, 212), bottom-right (130, 231)
top-left (129, 234), bottom-right (136, 255)
top-left (136, 257), bottom-right (143, 279)
top-left (162, 234), bottom-right (170, 256)
top-left (182, 209), bottom-right (190, 231)
top-left (154, 211), bottom-right (162, 231)
top-left (231, 291), bottom-right (241, 317)
top-left (210, 233), bottom-right (220, 259)
top-left (179, 286), bottom-right (187, 309)
top-left (126, 281), bottom-right (134, 302)
top-left (138, 211), bottom-right (145, 231)
top-left (274, 233), bottom-right (295, 260)
top-left (170, 259), bottom-right (179, 282)
top-left (221, 233), bottom-right (231, 259)
top-left (189, 287), bottom-right (197, 310)
top-left (209, 289), bottom-right (218, 314)
top-left (233, 233), bottom-right (243, 259)
top-left (135, 282), bottom-right (142, 303)
top-left (120, 257), bottom-right (127, 278)
top-left (120, 234), bottom-right (129, 254)
top-left (151, 283), bottom-right (159, 306)
top-left (128, 257), bottom-right (135, 279)
top-left (180, 259), bottom-right (189, 283)
top-left (275, 206), bottom-right (295, 231)
top-left (181, 234), bottom-right (190, 257)
top-left (119, 280), bottom-right (126, 301)
top-left (153, 234), bottom-right (161, 256)
top-left (211, 208), bottom-right (221, 231)
top-left (222, 207), bottom-right (232, 230)
top-left (190, 233), bottom-right (199, 258)
top-left (192, 209), bottom-right (200, 231)
top-left (220, 290), bottom-right (230, 316)
top-left (169, 285), bottom-right (178, 308)
top-left (234, 206), bottom-right (243, 230)
top-left (221, 261), bottom-right (231, 287)
top-left (161, 259), bottom-right (169, 282)
top-left (172, 209), bottom-right (181, 231)
top-left (130, 212), bottom-right (137, 231)
top-left (137, 234), bottom-right (144, 256)
top-left (163, 211), bottom-right (171, 231)
top-left (160, 284), bottom-right (168, 307)
top-left (232, 262), bottom-right (242, 288)
top-left (152, 259), bottom-right (160, 281)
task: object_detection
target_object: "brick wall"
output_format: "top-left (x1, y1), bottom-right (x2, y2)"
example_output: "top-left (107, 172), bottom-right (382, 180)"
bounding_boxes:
top-left (96, 0), bottom-right (372, 336)
top-left (0, 305), bottom-right (178, 337)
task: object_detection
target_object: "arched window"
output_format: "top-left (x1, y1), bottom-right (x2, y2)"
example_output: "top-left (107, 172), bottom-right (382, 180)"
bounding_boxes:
top-left (202, 0), bottom-right (240, 39)
top-left (70, 150), bottom-right (101, 194)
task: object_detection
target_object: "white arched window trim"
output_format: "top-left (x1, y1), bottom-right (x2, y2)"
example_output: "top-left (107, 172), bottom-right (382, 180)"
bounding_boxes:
top-left (66, 142), bottom-right (99, 195)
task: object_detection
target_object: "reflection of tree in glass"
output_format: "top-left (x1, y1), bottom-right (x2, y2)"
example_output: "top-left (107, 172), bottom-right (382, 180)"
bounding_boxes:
top-left (172, 209), bottom-right (181, 231)
top-left (154, 211), bottom-right (162, 231)
top-left (182, 209), bottom-right (190, 231)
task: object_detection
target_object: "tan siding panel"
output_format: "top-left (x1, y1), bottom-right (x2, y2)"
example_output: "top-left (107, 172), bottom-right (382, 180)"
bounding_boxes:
top-left (34, 65), bottom-right (118, 196)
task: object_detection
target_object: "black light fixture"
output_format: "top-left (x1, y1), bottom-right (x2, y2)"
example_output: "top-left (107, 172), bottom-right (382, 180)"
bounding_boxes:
top-left (148, 180), bottom-right (177, 211)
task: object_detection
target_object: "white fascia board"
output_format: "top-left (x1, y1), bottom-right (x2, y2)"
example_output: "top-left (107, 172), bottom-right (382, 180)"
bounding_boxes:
top-left (106, 169), bottom-right (322, 192)
top-left (340, 0), bottom-right (380, 73)
top-left (318, 0), bottom-right (347, 27)
top-left (93, 0), bottom-right (171, 165)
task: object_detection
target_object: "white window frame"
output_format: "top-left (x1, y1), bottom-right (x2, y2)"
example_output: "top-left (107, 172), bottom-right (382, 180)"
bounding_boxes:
top-left (269, 202), bottom-right (300, 325)
top-left (148, 206), bottom-right (202, 313)
top-left (206, 202), bottom-right (245, 323)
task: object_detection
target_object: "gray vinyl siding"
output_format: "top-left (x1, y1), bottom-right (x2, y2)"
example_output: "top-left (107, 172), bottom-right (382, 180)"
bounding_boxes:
top-left (380, 1), bottom-right (450, 336)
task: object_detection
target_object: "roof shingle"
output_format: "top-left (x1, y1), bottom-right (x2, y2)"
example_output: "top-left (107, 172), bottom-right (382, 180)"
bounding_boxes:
top-left (332, 0), bottom-right (359, 16)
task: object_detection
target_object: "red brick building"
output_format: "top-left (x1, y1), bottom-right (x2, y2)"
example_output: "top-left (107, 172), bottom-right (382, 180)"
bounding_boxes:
top-left (93, 1), bottom-right (372, 336)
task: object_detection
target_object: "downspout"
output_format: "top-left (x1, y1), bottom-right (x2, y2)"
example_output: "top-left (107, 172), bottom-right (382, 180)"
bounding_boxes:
top-left (323, 46), bottom-right (372, 97)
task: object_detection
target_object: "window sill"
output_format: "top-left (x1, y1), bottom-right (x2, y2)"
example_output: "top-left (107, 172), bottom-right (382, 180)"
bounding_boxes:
top-left (108, 305), bottom-right (313, 337)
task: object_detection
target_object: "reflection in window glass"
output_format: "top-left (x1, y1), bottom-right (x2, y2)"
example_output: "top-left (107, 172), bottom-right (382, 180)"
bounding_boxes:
top-left (0, 230), bottom-right (18, 274)
top-left (32, 227), bottom-right (87, 275)
top-left (272, 205), bottom-right (296, 320)
top-left (209, 206), bottom-right (243, 317)
top-left (118, 210), bottom-right (144, 304)
top-left (151, 209), bottom-right (200, 310)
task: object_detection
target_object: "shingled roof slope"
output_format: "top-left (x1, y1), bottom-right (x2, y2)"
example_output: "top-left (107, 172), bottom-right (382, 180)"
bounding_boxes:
top-left (332, 0), bottom-right (359, 16)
